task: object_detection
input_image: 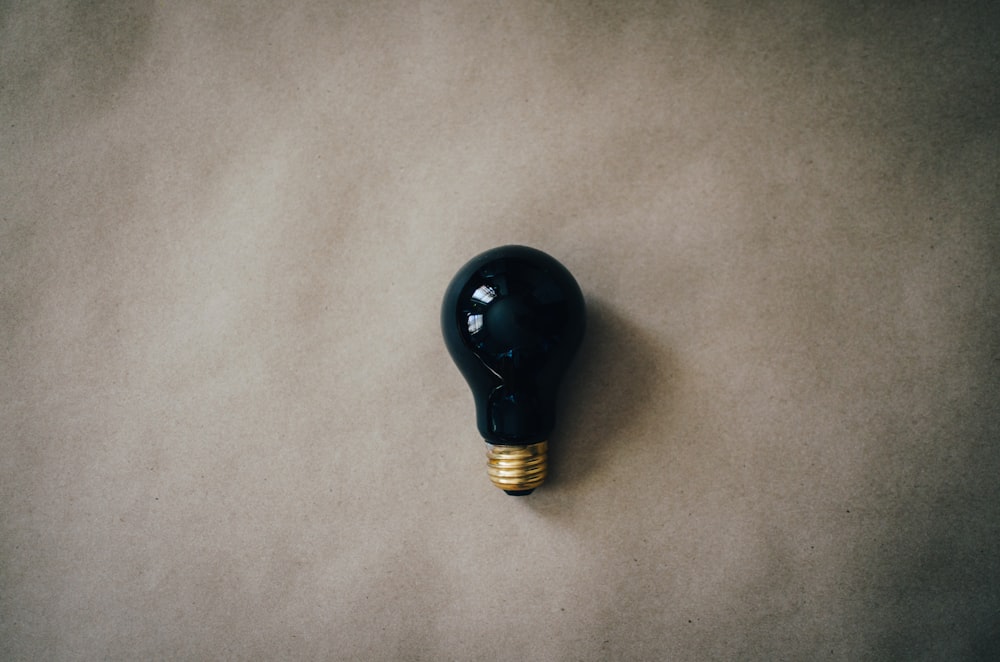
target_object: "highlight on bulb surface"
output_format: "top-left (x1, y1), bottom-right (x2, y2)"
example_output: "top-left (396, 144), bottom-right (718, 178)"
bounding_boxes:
top-left (441, 245), bottom-right (586, 495)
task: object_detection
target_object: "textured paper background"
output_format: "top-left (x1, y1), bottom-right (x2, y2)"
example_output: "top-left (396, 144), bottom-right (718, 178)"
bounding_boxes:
top-left (2, 2), bottom-right (999, 660)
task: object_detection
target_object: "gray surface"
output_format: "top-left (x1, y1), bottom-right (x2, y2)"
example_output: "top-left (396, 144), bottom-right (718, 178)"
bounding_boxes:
top-left (2, 2), bottom-right (999, 660)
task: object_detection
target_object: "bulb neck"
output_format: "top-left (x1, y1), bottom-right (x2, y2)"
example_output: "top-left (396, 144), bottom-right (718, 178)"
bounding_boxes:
top-left (485, 441), bottom-right (547, 495)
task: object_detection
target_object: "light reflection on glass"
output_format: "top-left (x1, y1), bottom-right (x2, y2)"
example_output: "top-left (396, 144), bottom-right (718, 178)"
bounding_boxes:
top-left (471, 285), bottom-right (496, 304)
top-left (467, 313), bottom-right (484, 334)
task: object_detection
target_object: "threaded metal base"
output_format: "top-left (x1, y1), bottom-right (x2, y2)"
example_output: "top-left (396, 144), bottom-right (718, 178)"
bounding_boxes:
top-left (485, 441), bottom-right (547, 495)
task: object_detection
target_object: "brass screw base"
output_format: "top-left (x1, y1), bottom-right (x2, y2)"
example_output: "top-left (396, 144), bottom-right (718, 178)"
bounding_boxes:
top-left (485, 441), bottom-right (547, 495)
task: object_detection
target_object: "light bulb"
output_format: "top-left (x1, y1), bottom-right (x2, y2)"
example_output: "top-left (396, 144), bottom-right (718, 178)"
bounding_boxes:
top-left (441, 245), bottom-right (586, 495)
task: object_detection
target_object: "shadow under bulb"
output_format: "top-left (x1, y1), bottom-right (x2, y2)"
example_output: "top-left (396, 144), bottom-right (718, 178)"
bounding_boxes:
top-left (441, 245), bottom-right (586, 495)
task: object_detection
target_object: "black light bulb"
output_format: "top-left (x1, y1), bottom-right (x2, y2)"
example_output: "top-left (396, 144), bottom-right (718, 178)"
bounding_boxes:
top-left (441, 245), bottom-right (586, 495)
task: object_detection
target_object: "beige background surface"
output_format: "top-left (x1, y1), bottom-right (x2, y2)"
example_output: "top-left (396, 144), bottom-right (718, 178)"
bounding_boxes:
top-left (2, 2), bottom-right (999, 660)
